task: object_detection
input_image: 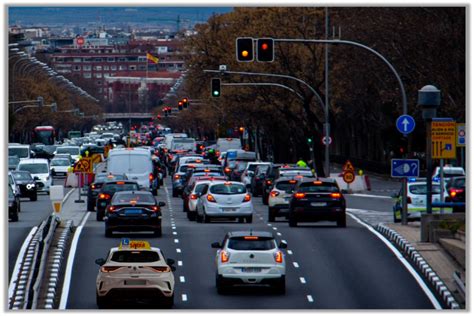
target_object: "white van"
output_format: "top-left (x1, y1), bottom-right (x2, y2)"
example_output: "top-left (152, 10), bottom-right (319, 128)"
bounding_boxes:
top-left (106, 148), bottom-right (158, 195)
top-left (17, 158), bottom-right (51, 193)
top-left (164, 133), bottom-right (188, 149)
top-left (9, 144), bottom-right (31, 161)
top-left (216, 138), bottom-right (242, 153)
top-left (171, 137), bottom-right (196, 152)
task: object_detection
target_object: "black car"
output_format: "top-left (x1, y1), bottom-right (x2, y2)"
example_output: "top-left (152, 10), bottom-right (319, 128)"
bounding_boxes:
top-left (251, 164), bottom-right (271, 196)
top-left (87, 174), bottom-right (127, 212)
top-left (288, 178), bottom-right (346, 227)
top-left (262, 164), bottom-right (284, 205)
top-left (11, 171), bottom-right (38, 201)
top-left (445, 176), bottom-right (466, 213)
top-left (104, 191), bottom-right (166, 237)
top-left (9, 186), bottom-right (20, 222)
top-left (96, 180), bottom-right (140, 221)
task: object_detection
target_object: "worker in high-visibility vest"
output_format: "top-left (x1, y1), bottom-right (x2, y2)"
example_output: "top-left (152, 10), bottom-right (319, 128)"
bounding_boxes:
top-left (296, 158), bottom-right (308, 168)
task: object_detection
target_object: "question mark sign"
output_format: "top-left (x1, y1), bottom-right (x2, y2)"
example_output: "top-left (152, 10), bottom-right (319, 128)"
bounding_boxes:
top-left (411, 163), bottom-right (418, 176)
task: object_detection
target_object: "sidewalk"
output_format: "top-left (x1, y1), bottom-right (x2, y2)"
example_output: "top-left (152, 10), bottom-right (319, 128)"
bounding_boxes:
top-left (378, 222), bottom-right (465, 308)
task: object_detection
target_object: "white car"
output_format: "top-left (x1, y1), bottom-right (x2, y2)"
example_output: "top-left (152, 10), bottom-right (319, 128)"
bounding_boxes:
top-left (268, 177), bottom-right (300, 222)
top-left (185, 179), bottom-right (223, 221)
top-left (241, 162), bottom-right (271, 188)
top-left (55, 145), bottom-right (80, 162)
top-left (433, 166), bottom-right (465, 180)
top-left (17, 158), bottom-right (51, 193)
top-left (95, 240), bottom-right (176, 308)
top-left (196, 181), bottom-right (253, 223)
top-left (212, 231), bottom-right (287, 294)
top-left (50, 158), bottom-right (70, 177)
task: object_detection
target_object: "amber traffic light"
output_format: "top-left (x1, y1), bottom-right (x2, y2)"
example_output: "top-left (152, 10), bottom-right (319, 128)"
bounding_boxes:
top-left (236, 37), bottom-right (254, 62)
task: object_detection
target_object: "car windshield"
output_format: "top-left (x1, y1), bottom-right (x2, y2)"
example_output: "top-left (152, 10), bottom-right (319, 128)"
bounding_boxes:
top-left (102, 183), bottom-right (139, 193)
top-left (112, 193), bottom-right (156, 205)
top-left (51, 159), bottom-right (70, 166)
top-left (56, 147), bottom-right (79, 155)
top-left (298, 182), bottom-right (339, 193)
top-left (19, 163), bottom-right (48, 174)
top-left (276, 181), bottom-right (298, 192)
top-left (9, 147), bottom-right (29, 158)
top-left (227, 237), bottom-right (276, 251)
top-left (9, 157), bottom-right (20, 165)
top-left (110, 250), bottom-right (160, 263)
top-left (410, 184), bottom-right (441, 195)
top-left (210, 183), bottom-right (246, 195)
top-left (12, 171), bottom-right (32, 181)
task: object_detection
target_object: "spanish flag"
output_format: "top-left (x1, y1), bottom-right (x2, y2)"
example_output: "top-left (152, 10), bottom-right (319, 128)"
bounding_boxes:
top-left (146, 52), bottom-right (159, 64)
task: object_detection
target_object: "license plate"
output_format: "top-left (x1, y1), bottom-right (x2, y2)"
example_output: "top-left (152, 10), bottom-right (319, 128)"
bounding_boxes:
top-left (124, 279), bottom-right (146, 286)
top-left (100, 202), bottom-right (107, 207)
top-left (311, 202), bottom-right (326, 207)
top-left (242, 267), bottom-right (261, 273)
top-left (125, 209), bottom-right (142, 215)
top-left (222, 208), bottom-right (236, 212)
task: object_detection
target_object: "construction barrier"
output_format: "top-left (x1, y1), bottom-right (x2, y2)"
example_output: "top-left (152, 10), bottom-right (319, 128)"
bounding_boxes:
top-left (330, 173), bottom-right (369, 193)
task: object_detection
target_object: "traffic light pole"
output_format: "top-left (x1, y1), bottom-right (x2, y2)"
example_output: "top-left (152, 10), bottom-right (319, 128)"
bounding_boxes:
top-left (221, 82), bottom-right (305, 101)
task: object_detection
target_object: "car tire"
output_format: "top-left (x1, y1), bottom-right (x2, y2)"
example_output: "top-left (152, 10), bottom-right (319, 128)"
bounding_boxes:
top-left (203, 212), bottom-right (210, 223)
top-left (105, 228), bottom-right (113, 237)
top-left (160, 179), bottom-right (164, 186)
top-left (262, 193), bottom-right (268, 205)
top-left (11, 212), bottom-right (19, 222)
top-left (154, 227), bottom-right (162, 237)
top-left (274, 276), bottom-right (286, 295)
top-left (30, 194), bottom-right (37, 202)
top-left (172, 189), bottom-right (178, 198)
top-left (268, 208), bottom-right (276, 222)
top-left (337, 215), bottom-right (347, 228)
top-left (96, 293), bottom-right (108, 309)
top-left (87, 201), bottom-right (95, 212)
top-left (96, 210), bottom-right (104, 221)
top-left (152, 188), bottom-right (158, 196)
top-left (196, 213), bottom-right (203, 223)
top-left (187, 212), bottom-right (196, 221)
top-left (216, 274), bottom-right (228, 294)
top-left (163, 294), bottom-right (174, 309)
top-left (246, 216), bottom-right (253, 223)
top-left (289, 213), bottom-right (297, 227)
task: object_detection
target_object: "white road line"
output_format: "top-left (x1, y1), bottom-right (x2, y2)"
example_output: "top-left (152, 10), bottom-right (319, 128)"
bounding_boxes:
top-left (347, 213), bottom-right (442, 310)
top-left (307, 295), bottom-right (314, 303)
top-left (272, 227), bottom-right (277, 230)
top-left (174, 239), bottom-right (179, 243)
top-left (179, 276), bottom-right (186, 283)
top-left (172, 226), bottom-right (176, 230)
top-left (287, 250), bottom-right (293, 255)
top-left (173, 231), bottom-right (177, 235)
top-left (8, 226), bottom-right (38, 299)
top-left (59, 211), bottom-right (91, 309)
top-left (277, 232), bottom-right (282, 236)
top-left (292, 262), bottom-right (300, 268)
top-left (267, 223), bottom-right (272, 226)
top-left (350, 193), bottom-right (392, 199)
top-left (299, 277), bottom-right (306, 284)
top-left (176, 248), bottom-right (182, 253)
top-left (178, 261), bottom-right (183, 266)
top-left (282, 239), bottom-right (287, 244)
top-left (181, 294), bottom-right (188, 302)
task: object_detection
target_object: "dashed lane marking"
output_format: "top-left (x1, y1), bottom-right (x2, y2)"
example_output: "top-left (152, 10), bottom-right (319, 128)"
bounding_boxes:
top-left (182, 294), bottom-right (188, 302)
top-left (176, 248), bottom-right (182, 253)
top-left (267, 223), bottom-right (272, 227)
top-left (287, 250), bottom-right (293, 255)
top-left (299, 277), bottom-right (306, 284)
top-left (174, 239), bottom-right (179, 243)
top-left (180, 276), bottom-right (186, 283)
top-left (293, 262), bottom-right (300, 268)
top-left (277, 232), bottom-right (282, 236)
top-left (173, 231), bottom-right (177, 235)
top-left (307, 295), bottom-right (314, 303)
top-left (272, 227), bottom-right (277, 230)
top-left (178, 261), bottom-right (183, 266)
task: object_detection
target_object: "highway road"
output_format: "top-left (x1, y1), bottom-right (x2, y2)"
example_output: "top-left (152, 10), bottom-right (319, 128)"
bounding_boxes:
top-left (65, 178), bottom-right (437, 309)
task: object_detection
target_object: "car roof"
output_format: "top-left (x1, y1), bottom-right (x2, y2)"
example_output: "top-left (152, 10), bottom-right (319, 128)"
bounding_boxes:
top-left (227, 231), bottom-right (274, 238)
top-left (18, 158), bottom-right (48, 163)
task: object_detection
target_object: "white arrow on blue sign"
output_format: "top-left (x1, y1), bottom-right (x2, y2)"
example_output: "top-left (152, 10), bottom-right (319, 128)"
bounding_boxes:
top-left (396, 115), bottom-right (416, 134)
top-left (391, 159), bottom-right (420, 178)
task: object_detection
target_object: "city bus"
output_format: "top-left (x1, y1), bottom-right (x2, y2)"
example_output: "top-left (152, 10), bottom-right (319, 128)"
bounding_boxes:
top-left (32, 126), bottom-right (55, 145)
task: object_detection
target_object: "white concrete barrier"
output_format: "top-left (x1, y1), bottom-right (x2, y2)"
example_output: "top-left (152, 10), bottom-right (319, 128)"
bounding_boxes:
top-left (329, 173), bottom-right (368, 193)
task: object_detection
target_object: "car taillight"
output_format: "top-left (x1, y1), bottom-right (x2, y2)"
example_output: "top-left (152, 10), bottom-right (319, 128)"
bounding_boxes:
top-left (220, 250), bottom-right (230, 263)
top-left (149, 173), bottom-right (154, 181)
top-left (174, 174), bottom-right (181, 180)
top-left (407, 196), bottom-right (412, 204)
top-left (100, 266), bottom-right (121, 273)
top-left (148, 266), bottom-right (171, 272)
top-left (243, 194), bottom-right (251, 202)
top-left (99, 193), bottom-right (110, 199)
top-left (190, 194), bottom-right (198, 200)
top-left (266, 180), bottom-right (272, 185)
top-left (108, 206), bottom-right (116, 212)
top-left (449, 188), bottom-right (463, 198)
top-left (207, 194), bottom-right (216, 203)
top-left (270, 190), bottom-right (279, 197)
top-left (91, 184), bottom-right (96, 189)
top-left (274, 251), bottom-right (283, 263)
top-left (225, 168), bottom-right (231, 173)
top-left (148, 205), bottom-right (159, 212)
top-left (294, 192), bottom-right (306, 199)
top-left (330, 192), bottom-right (342, 199)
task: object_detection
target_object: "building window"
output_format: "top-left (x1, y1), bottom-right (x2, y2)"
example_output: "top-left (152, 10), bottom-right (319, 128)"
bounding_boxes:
top-left (138, 56), bottom-right (146, 62)
top-left (119, 65), bottom-right (126, 70)
top-left (129, 65), bottom-right (136, 70)
top-left (94, 73), bottom-right (103, 78)
top-left (83, 72), bottom-right (91, 78)
top-left (94, 65), bottom-right (102, 71)
top-left (104, 65), bottom-right (109, 70)
top-left (83, 57), bottom-right (92, 62)
top-left (107, 57), bottom-right (115, 62)
top-left (94, 58), bottom-right (103, 62)
top-left (111, 65), bottom-right (117, 70)
top-left (98, 88), bottom-right (103, 93)
top-left (83, 65), bottom-right (92, 71)
top-left (73, 57), bottom-right (82, 63)
top-left (97, 81), bottom-right (102, 85)
top-left (103, 73), bottom-right (110, 77)
top-left (73, 65), bottom-right (81, 71)
top-left (118, 57), bottom-right (126, 62)
top-left (138, 65), bottom-right (146, 70)
top-left (128, 56), bottom-right (138, 62)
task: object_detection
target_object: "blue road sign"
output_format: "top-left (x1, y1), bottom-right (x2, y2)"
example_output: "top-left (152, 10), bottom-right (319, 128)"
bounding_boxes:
top-left (396, 115), bottom-right (416, 134)
top-left (391, 159), bottom-right (420, 178)
top-left (121, 238), bottom-right (130, 246)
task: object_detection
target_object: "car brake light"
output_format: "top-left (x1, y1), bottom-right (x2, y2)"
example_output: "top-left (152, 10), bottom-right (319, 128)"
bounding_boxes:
top-left (244, 236), bottom-right (259, 240)
top-left (294, 192), bottom-right (306, 199)
top-left (270, 190), bottom-right (279, 197)
top-left (149, 173), bottom-right (154, 181)
top-left (289, 180), bottom-right (296, 184)
top-left (407, 196), bottom-right (412, 204)
top-left (174, 174), bottom-right (181, 180)
top-left (274, 251), bottom-right (283, 263)
top-left (313, 181), bottom-right (322, 185)
top-left (449, 188), bottom-right (463, 198)
top-left (148, 205), bottom-right (159, 211)
top-left (330, 192), bottom-right (342, 199)
top-left (190, 194), bottom-right (198, 200)
top-left (108, 206), bottom-right (116, 212)
top-left (220, 250), bottom-right (230, 263)
top-left (266, 180), bottom-right (272, 185)
top-left (100, 266), bottom-right (121, 272)
top-left (91, 184), bottom-right (96, 189)
top-left (147, 266), bottom-right (171, 272)
top-left (225, 168), bottom-right (231, 173)
top-left (99, 193), bottom-right (110, 199)
top-left (243, 194), bottom-right (251, 202)
top-left (207, 194), bottom-right (216, 202)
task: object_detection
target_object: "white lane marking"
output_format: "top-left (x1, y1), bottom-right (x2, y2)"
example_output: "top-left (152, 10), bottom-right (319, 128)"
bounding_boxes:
top-left (8, 226), bottom-right (38, 299)
top-left (272, 227), bottom-right (277, 230)
top-left (181, 294), bottom-right (188, 302)
top-left (350, 193), bottom-right (392, 199)
top-left (299, 277), bottom-right (306, 284)
top-left (267, 223), bottom-right (272, 227)
top-left (172, 226), bottom-right (176, 230)
top-left (282, 239), bottom-right (287, 244)
top-left (176, 248), bottom-right (182, 253)
top-left (347, 213), bottom-right (442, 310)
top-left (178, 261), bottom-right (183, 266)
top-left (62, 187), bottom-right (76, 203)
top-left (179, 276), bottom-right (186, 283)
top-left (307, 295), bottom-right (314, 303)
top-left (59, 211), bottom-right (91, 309)
top-left (293, 262), bottom-right (300, 268)
top-left (277, 232), bottom-right (282, 236)
top-left (173, 231), bottom-right (177, 235)
top-left (287, 250), bottom-right (293, 255)
top-left (174, 239), bottom-right (179, 243)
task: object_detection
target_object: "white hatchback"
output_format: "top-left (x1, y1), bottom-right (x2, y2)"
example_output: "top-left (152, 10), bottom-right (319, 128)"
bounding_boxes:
top-left (212, 231), bottom-right (286, 294)
top-left (17, 158), bottom-right (51, 193)
top-left (196, 181), bottom-right (253, 223)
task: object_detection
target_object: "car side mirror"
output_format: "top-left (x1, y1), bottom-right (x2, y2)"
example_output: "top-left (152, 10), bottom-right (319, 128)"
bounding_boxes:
top-left (211, 242), bottom-right (222, 249)
top-left (95, 258), bottom-right (106, 266)
top-left (34, 176), bottom-right (39, 181)
top-left (159, 201), bottom-right (166, 207)
top-left (278, 242), bottom-right (288, 249)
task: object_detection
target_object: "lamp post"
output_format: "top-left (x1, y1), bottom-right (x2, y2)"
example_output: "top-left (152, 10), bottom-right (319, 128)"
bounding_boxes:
top-left (418, 85), bottom-right (441, 215)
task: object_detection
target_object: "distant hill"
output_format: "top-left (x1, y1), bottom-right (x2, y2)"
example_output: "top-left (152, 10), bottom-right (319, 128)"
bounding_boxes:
top-left (8, 6), bottom-right (234, 27)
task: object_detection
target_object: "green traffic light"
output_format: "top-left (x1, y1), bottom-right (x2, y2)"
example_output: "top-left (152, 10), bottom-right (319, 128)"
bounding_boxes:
top-left (307, 138), bottom-right (312, 143)
top-left (213, 90), bottom-right (220, 96)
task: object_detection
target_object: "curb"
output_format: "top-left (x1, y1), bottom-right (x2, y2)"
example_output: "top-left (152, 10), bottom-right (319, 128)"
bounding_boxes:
top-left (375, 223), bottom-right (461, 309)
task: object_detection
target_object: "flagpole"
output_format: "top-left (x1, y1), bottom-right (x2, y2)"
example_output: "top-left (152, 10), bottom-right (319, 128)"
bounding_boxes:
top-left (145, 54), bottom-right (149, 114)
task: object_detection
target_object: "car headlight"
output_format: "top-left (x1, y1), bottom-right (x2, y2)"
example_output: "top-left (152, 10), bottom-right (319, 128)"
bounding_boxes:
top-left (26, 183), bottom-right (35, 190)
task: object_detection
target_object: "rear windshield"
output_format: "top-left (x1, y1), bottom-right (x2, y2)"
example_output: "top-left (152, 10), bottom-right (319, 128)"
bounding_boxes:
top-left (409, 184), bottom-right (441, 195)
top-left (112, 193), bottom-right (155, 205)
top-left (111, 250), bottom-right (159, 263)
top-left (227, 237), bottom-right (276, 251)
top-left (56, 147), bottom-right (80, 155)
top-left (279, 170), bottom-right (313, 177)
top-left (298, 182), bottom-right (339, 193)
top-left (9, 157), bottom-right (20, 164)
top-left (453, 178), bottom-right (465, 188)
top-left (256, 165), bottom-right (270, 175)
top-left (194, 183), bottom-right (208, 193)
top-left (19, 163), bottom-right (48, 174)
top-left (276, 181), bottom-right (298, 191)
top-left (9, 147), bottom-right (29, 158)
top-left (102, 183), bottom-right (139, 193)
top-left (236, 162), bottom-right (249, 172)
top-left (194, 172), bottom-right (223, 177)
top-left (51, 159), bottom-right (70, 166)
top-left (210, 183), bottom-right (246, 195)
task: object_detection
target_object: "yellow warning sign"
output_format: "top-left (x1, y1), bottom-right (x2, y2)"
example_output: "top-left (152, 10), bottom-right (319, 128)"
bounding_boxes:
top-left (343, 160), bottom-right (355, 173)
top-left (73, 158), bottom-right (92, 173)
top-left (432, 121), bottom-right (456, 159)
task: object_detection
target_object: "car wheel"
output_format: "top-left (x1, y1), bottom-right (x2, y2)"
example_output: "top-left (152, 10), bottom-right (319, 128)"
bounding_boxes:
top-left (268, 208), bottom-right (276, 222)
top-left (216, 274), bottom-right (228, 294)
top-left (274, 276), bottom-right (286, 295)
top-left (11, 212), bottom-right (19, 222)
top-left (160, 179), bottom-right (164, 186)
top-left (172, 189), bottom-right (178, 198)
top-left (238, 217), bottom-right (245, 223)
top-left (337, 215), bottom-right (347, 228)
top-left (96, 210), bottom-right (104, 221)
top-left (96, 293), bottom-right (108, 309)
top-left (289, 213), bottom-right (297, 227)
top-left (30, 194), bottom-right (37, 202)
top-left (187, 212), bottom-right (196, 221)
top-left (162, 294), bottom-right (174, 309)
top-left (246, 216), bottom-right (253, 223)
top-left (87, 201), bottom-right (95, 212)
top-left (262, 193), bottom-right (268, 205)
top-left (154, 227), bottom-right (162, 237)
top-left (105, 228), bottom-right (113, 237)
top-left (203, 212), bottom-right (210, 223)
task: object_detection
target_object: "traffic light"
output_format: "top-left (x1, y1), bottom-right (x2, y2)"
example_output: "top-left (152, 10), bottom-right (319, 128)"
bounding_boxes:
top-left (307, 137), bottom-right (313, 144)
top-left (211, 78), bottom-right (221, 97)
top-left (236, 37), bottom-right (254, 62)
top-left (257, 38), bottom-right (274, 62)
top-left (239, 127), bottom-right (245, 134)
top-left (178, 101), bottom-right (183, 111)
top-left (182, 98), bottom-right (189, 108)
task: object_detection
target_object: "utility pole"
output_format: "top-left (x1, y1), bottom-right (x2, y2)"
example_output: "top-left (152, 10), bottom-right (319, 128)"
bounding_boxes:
top-left (324, 7), bottom-right (330, 177)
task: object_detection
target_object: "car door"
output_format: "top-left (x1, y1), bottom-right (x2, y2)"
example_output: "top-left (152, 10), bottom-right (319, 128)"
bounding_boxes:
top-left (196, 184), bottom-right (209, 215)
